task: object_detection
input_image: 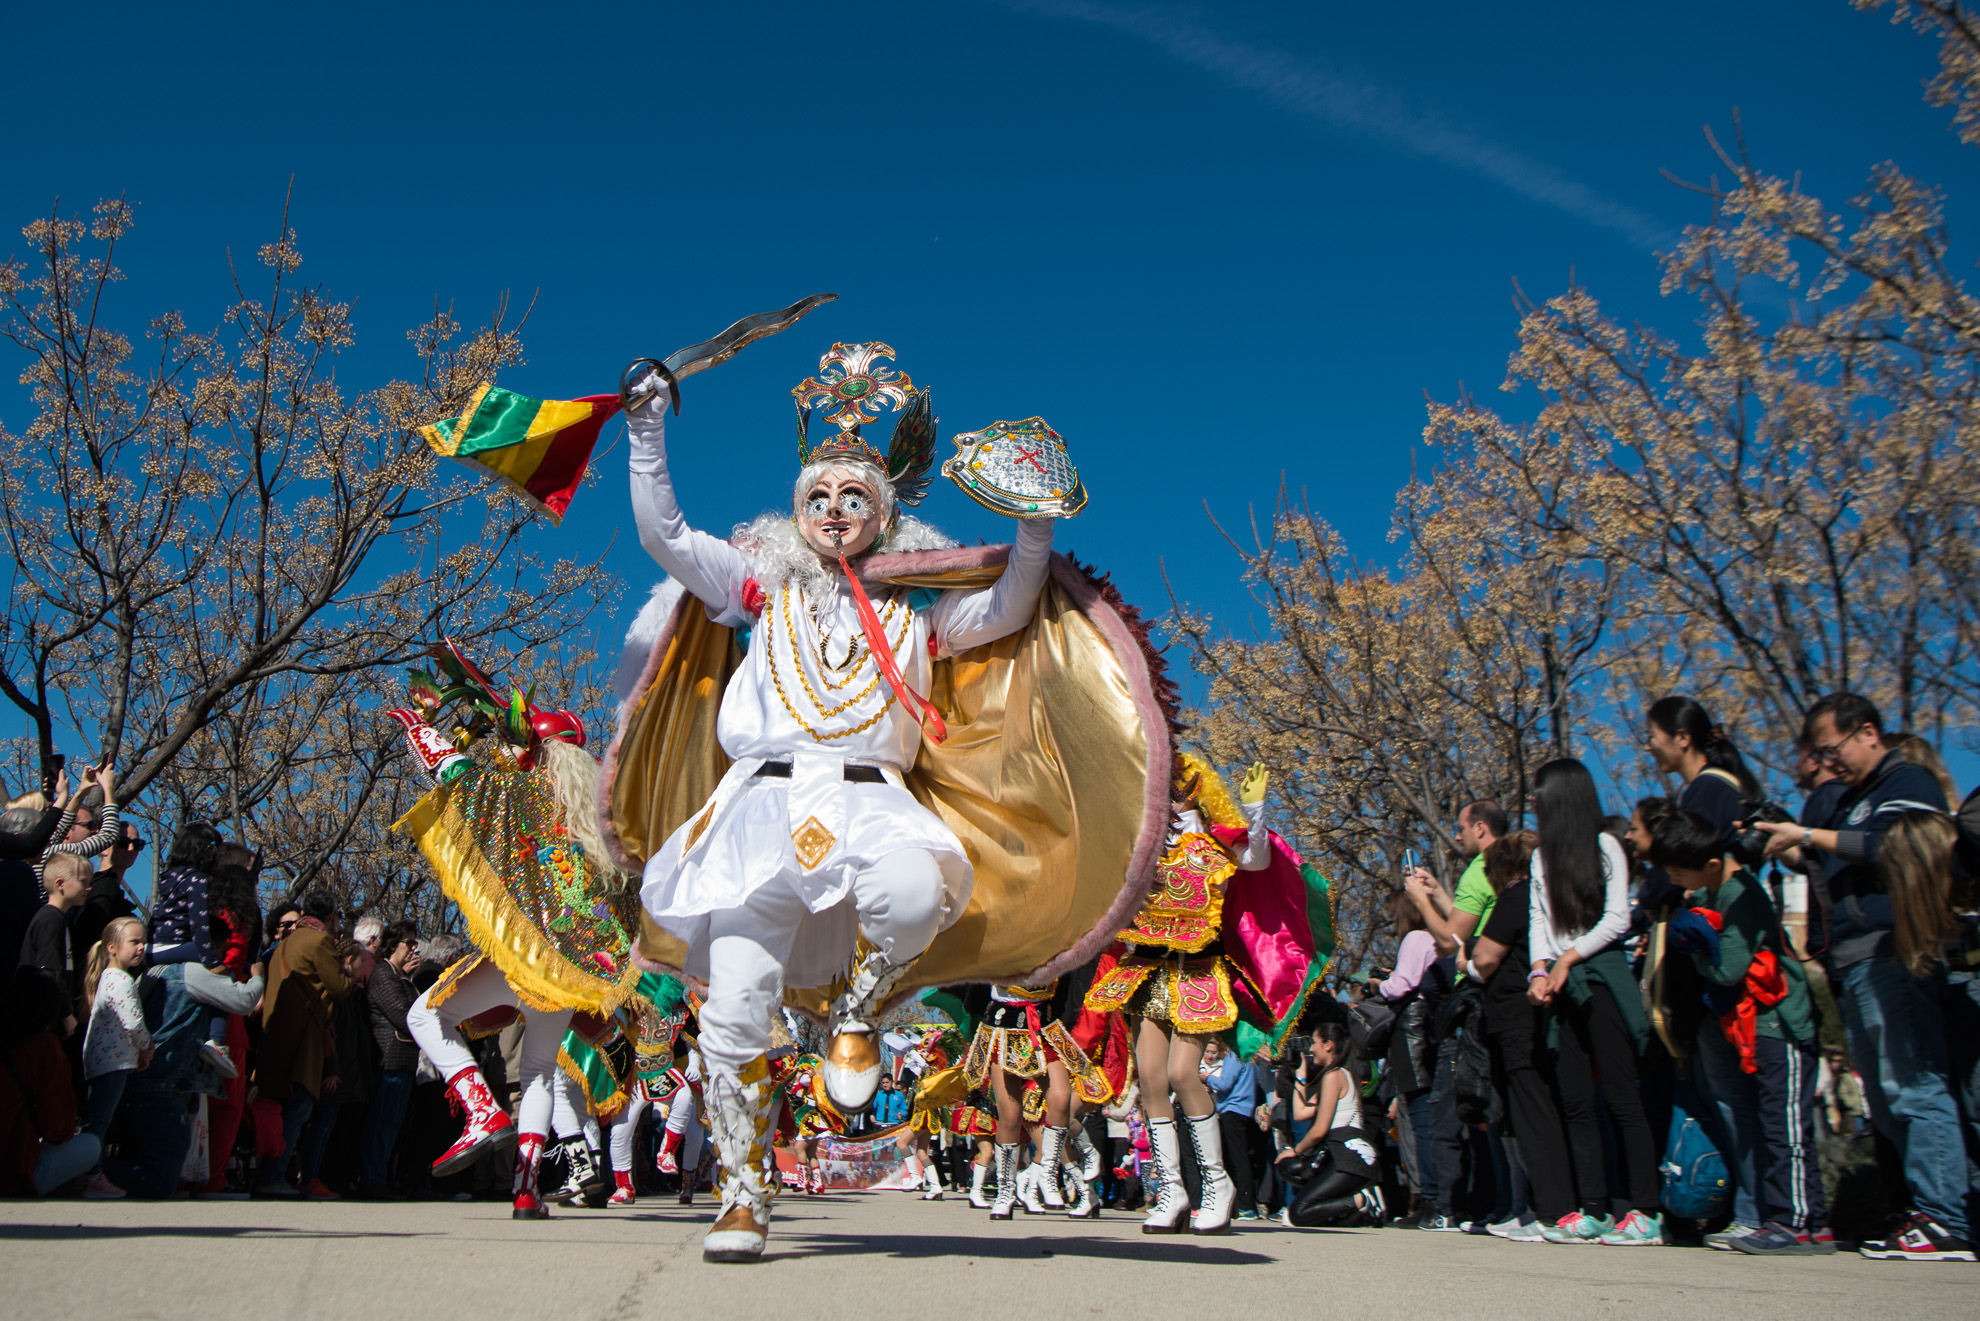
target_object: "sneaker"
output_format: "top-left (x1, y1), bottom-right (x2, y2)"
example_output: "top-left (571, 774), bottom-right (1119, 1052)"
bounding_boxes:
top-left (1542, 1211), bottom-right (1613, 1243)
top-left (1599, 1209), bottom-right (1665, 1246)
top-left (254, 1182), bottom-right (301, 1199)
top-left (1458, 1219), bottom-right (1491, 1235)
top-left (1234, 1208), bottom-right (1260, 1221)
top-left (1419, 1212), bottom-right (1463, 1232)
top-left (1732, 1221), bottom-right (1815, 1256)
top-left (82, 1173), bottom-right (126, 1200)
top-left (1858, 1212), bottom-right (1977, 1262)
top-left (199, 1040), bottom-right (239, 1080)
top-left (299, 1178), bottom-right (341, 1201)
top-left (1494, 1216), bottom-right (1547, 1242)
top-left (1276, 1206), bottom-right (1293, 1227)
top-left (1808, 1227), bottom-right (1838, 1255)
top-left (1705, 1223), bottom-right (1759, 1251)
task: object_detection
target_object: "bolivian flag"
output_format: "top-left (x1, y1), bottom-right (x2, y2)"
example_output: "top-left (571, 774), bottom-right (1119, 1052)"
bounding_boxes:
top-left (419, 383), bottom-right (621, 524)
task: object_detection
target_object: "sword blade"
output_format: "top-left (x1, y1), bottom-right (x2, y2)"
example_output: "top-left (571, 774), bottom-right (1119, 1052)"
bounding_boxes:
top-left (662, 292), bottom-right (838, 380)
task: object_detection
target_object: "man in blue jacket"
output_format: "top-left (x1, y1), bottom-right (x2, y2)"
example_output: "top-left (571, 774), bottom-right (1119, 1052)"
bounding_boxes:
top-left (1754, 691), bottom-right (1972, 1263)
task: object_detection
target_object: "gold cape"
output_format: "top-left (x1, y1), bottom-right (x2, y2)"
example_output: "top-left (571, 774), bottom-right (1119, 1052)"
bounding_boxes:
top-left (602, 547), bottom-right (1173, 1002)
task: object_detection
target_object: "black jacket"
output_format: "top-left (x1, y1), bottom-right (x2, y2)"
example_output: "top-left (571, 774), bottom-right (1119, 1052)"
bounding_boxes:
top-left (1819, 752), bottom-right (1949, 965)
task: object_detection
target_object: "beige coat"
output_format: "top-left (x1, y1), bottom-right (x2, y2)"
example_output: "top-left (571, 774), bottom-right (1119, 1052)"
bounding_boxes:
top-left (257, 925), bottom-right (352, 1100)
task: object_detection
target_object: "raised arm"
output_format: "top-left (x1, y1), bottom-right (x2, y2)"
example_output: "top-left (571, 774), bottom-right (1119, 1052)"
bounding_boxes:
top-left (626, 376), bottom-right (754, 620)
top-left (1231, 799), bottom-right (1271, 871)
top-left (928, 518), bottom-right (1055, 654)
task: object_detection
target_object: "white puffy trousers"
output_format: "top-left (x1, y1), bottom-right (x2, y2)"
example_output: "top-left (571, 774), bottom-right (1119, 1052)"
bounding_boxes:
top-left (405, 960), bottom-right (571, 1141)
top-left (611, 1085), bottom-right (651, 1174)
top-left (696, 848), bottom-right (947, 1074)
top-left (551, 1069), bottom-right (602, 1149)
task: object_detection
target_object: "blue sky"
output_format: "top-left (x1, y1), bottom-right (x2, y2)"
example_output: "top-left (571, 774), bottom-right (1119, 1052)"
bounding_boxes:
top-left (4, 1), bottom-right (1975, 873)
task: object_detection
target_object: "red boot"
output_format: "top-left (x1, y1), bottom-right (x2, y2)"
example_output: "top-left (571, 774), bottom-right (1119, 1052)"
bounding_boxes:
top-left (512, 1132), bottom-right (549, 1220)
top-left (608, 1169), bottom-right (636, 1207)
top-left (433, 1067), bottom-right (516, 1177)
top-left (656, 1127), bottom-right (682, 1174)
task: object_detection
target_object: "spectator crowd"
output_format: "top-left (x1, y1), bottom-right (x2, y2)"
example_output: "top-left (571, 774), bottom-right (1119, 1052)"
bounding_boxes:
top-left (4, 688), bottom-right (1978, 1268)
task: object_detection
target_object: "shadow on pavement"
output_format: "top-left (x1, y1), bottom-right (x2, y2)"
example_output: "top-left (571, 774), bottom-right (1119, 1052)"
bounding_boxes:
top-left (0, 1224), bottom-right (434, 1242)
top-left (767, 1229), bottom-right (1276, 1265)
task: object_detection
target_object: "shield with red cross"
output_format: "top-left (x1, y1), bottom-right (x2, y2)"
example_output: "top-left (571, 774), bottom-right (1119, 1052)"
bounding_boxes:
top-left (940, 416), bottom-right (1088, 519)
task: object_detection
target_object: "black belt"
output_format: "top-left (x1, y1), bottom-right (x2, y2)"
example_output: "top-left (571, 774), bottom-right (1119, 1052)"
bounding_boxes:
top-left (753, 761), bottom-right (886, 784)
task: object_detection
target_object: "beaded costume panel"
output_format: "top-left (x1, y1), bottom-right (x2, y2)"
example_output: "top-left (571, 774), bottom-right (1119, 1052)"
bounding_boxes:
top-left (1121, 832), bottom-right (1235, 953)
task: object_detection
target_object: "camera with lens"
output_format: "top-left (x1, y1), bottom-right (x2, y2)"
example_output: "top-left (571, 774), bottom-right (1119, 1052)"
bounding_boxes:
top-left (1723, 801), bottom-right (1795, 867)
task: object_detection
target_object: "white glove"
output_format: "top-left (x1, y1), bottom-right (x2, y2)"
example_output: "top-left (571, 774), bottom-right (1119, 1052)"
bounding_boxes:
top-left (626, 366), bottom-right (673, 420)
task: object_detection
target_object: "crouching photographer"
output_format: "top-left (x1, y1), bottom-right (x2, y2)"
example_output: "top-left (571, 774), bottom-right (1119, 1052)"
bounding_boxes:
top-left (1746, 692), bottom-right (1973, 1263)
top-left (1273, 1021), bottom-right (1384, 1227)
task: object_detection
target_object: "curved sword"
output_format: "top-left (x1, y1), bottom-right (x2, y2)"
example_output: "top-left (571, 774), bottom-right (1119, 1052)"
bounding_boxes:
top-left (620, 292), bottom-right (838, 415)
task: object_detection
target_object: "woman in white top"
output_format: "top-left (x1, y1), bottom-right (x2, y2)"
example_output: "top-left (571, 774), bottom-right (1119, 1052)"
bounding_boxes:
top-left (1524, 758), bottom-right (1664, 1246)
top-left (1277, 1021), bottom-right (1382, 1227)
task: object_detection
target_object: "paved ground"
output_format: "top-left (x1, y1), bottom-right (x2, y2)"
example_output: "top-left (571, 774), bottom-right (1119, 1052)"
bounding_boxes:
top-left (2, 1192), bottom-right (1973, 1320)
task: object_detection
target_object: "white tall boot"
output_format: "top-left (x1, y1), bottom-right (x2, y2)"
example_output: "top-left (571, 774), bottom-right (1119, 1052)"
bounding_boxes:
top-left (822, 952), bottom-right (911, 1115)
top-left (1185, 1113), bottom-right (1235, 1235)
top-left (1035, 1126), bottom-right (1068, 1209)
top-left (968, 1158), bottom-right (992, 1209)
top-left (1069, 1123), bottom-right (1103, 1183)
top-left (920, 1159), bottom-right (945, 1200)
top-left (701, 1056), bottom-right (777, 1263)
top-left (988, 1143), bottom-right (1020, 1220)
top-left (1065, 1156), bottom-right (1097, 1218)
top-left (1141, 1117), bottom-right (1189, 1235)
top-left (1017, 1160), bottom-right (1049, 1215)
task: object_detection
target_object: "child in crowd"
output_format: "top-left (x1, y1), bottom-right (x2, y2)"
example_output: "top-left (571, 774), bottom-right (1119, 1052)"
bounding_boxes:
top-left (79, 915), bottom-right (152, 1199)
top-left (1651, 810), bottom-right (1832, 1256)
top-left (146, 821), bottom-right (238, 1079)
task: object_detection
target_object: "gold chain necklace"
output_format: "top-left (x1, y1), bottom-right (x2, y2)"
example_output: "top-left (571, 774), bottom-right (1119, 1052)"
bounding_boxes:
top-left (767, 582), bottom-right (911, 740)
top-left (803, 584), bottom-right (901, 691)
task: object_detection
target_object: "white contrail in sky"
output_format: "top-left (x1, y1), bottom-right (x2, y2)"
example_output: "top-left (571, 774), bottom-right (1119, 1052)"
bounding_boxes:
top-left (999, 0), bottom-right (1672, 252)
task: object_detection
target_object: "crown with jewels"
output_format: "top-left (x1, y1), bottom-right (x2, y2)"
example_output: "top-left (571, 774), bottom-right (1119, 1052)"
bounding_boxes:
top-left (791, 342), bottom-right (935, 506)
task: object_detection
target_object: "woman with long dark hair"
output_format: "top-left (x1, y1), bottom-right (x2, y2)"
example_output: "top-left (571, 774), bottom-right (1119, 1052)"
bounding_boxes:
top-left (1526, 758), bottom-right (1663, 1245)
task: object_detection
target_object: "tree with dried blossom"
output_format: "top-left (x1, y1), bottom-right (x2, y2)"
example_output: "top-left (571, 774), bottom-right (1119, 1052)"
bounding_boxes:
top-left (1174, 0), bottom-right (1980, 969)
top-left (0, 196), bottom-right (617, 916)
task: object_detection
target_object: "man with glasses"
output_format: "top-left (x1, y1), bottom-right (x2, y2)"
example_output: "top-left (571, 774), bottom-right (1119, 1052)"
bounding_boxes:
top-left (1751, 691), bottom-right (1972, 1263)
top-left (74, 821), bottom-right (144, 959)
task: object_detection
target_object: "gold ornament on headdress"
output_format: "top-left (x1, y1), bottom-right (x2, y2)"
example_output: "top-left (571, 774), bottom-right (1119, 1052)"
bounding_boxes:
top-left (791, 342), bottom-right (938, 506)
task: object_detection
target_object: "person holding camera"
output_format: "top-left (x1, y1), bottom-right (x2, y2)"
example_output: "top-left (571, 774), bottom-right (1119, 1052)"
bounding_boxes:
top-left (1748, 692), bottom-right (1972, 1263)
top-left (1650, 810), bottom-right (1829, 1256)
top-left (1275, 1021), bottom-right (1383, 1227)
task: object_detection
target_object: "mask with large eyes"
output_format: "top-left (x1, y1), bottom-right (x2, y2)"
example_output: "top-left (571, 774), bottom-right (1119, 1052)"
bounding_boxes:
top-left (803, 490), bottom-right (873, 520)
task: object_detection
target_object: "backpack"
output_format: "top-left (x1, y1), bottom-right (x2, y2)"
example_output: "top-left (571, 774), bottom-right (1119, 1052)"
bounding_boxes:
top-left (1659, 1105), bottom-right (1732, 1221)
top-left (1345, 1001), bottom-right (1395, 1059)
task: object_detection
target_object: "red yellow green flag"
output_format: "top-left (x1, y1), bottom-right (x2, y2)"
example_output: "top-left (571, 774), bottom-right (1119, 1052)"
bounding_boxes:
top-left (419, 383), bottom-right (622, 524)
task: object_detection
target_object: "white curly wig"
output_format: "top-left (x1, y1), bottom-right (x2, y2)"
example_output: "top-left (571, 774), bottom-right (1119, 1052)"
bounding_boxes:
top-left (730, 458), bottom-right (955, 589)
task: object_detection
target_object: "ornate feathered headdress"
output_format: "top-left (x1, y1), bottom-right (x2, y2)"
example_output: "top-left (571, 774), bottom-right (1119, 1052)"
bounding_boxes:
top-left (791, 342), bottom-right (936, 507)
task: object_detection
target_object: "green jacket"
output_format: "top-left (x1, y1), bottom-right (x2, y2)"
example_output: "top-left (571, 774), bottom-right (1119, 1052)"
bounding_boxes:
top-left (1687, 869), bottom-right (1816, 1045)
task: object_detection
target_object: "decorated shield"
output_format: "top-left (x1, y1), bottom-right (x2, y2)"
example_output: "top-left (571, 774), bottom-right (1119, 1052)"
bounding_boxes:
top-left (940, 417), bottom-right (1088, 519)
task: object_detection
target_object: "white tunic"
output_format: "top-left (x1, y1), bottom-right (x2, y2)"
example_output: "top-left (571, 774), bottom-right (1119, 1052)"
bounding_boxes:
top-left (627, 407), bottom-right (1055, 983)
